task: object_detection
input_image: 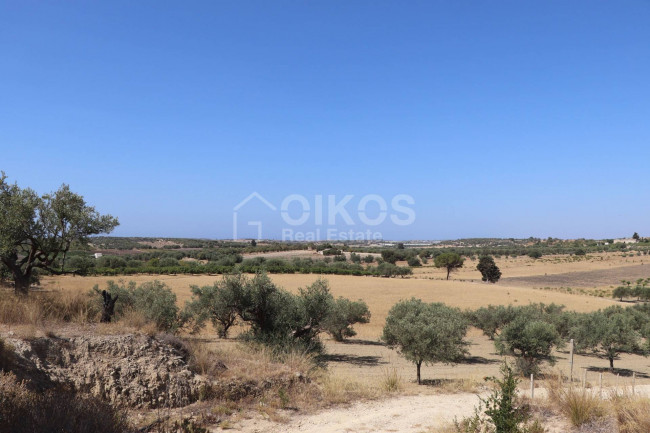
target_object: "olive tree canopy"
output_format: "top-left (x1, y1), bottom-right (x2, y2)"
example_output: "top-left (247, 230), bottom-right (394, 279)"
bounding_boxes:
top-left (382, 298), bottom-right (468, 384)
top-left (0, 173), bottom-right (119, 294)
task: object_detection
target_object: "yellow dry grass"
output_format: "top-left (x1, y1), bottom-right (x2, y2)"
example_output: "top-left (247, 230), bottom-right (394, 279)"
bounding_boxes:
top-left (41, 272), bottom-right (618, 340)
top-left (38, 252), bottom-right (650, 389)
top-left (414, 251), bottom-right (648, 280)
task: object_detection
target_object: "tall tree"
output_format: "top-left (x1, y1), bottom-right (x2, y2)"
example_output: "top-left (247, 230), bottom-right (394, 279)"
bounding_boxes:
top-left (0, 173), bottom-right (119, 294)
top-left (477, 255), bottom-right (502, 283)
top-left (434, 252), bottom-right (464, 280)
top-left (382, 298), bottom-right (468, 384)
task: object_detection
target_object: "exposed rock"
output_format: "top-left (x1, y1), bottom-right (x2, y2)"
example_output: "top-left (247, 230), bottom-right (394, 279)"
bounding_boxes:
top-left (6, 334), bottom-right (208, 409)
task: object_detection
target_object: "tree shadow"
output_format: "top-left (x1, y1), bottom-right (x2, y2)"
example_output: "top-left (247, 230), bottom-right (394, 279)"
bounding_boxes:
top-left (338, 339), bottom-right (385, 347)
top-left (318, 353), bottom-right (386, 367)
top-left (586, 366), bottom-right (650, 378)
top-left (419, 378), bottom-right (476, 388)
top-left (458, 355), bottom-right (499, 365)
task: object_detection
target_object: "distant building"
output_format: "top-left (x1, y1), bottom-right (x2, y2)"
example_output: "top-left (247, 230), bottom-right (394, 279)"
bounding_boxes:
top-left (613, 238), bottom-right (638, 244)
top-left (94, 253), bottom-right (103, 259)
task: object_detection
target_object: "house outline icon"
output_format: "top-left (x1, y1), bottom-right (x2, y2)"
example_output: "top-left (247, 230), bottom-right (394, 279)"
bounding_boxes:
top-left (232, 192), bottom-right (277, 240)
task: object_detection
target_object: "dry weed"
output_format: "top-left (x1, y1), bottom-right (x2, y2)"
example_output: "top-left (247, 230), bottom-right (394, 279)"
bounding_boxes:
top-left (546, 376), bottom-right (606, 427)
top-left (610, 392), bottom-right (650, 433)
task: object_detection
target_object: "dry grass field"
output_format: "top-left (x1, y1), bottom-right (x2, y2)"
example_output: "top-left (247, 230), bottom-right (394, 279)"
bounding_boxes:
top-left (39, 251), bottom-right (650, 392)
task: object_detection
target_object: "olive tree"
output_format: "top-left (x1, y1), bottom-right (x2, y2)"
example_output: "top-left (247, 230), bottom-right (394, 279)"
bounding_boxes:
top-left (496, 316), bottom-right (561, 375)
top-left (0, 173), bottom-right (118, 294)
top-left (434, 252), bottom-right (464, 280)
top-left (227, 272), bottom-right (336, 353)
top-left (323, 297), bottom-right (371, 341)
top-left (469, 305), bottom-right (518, 340)
top-left (572, 311), bottom-right (641, 370)
top-left (382, 298), bottom-right (468, 384)
top-left (183, 273), bottom-right (243, 337)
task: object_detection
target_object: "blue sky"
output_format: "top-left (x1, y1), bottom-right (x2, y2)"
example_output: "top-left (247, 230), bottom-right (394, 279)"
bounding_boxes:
top-left (1, 1), bottom-right (649, 240)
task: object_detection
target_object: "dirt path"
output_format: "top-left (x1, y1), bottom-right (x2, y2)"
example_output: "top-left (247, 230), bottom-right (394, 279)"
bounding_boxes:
top-left (235, 393), bottom-right (481, 433)
top-left (234, 385), bottom-right (650, 433)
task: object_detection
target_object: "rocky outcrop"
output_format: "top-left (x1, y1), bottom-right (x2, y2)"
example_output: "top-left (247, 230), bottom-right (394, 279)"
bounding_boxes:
top-left (6, 334), bottom-right (207, 409)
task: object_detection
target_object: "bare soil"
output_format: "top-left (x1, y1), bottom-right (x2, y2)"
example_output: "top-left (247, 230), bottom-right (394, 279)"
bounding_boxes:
top-left (500, 263), bottom-right (650, 289)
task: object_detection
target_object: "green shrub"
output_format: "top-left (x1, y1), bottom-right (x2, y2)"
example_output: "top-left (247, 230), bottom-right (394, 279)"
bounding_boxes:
top-left (374, 262), bottom-right (412, 277)
top-left (407, 256), bottom-right (422, 267)
top-left (496, 317), bottom-right (561, 376)
top-left (482, 363), bottom-right (530, 433)
top-left (183, 274), bottom-right (241, 337)
top-left (324, 298), bottom-right (371, 341)
top-left (96, 280), bottom-right (180, 332)
top-left (527, 250), bottom-right (542, 259)
top-left (468, 305), bottom-right (518, 340)
top-left (230, 273), bottom-right (333, 353)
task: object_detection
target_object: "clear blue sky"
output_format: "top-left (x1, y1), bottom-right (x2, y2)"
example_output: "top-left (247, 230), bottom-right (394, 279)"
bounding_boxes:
top-left (1, 1), bottom-right (649, 240)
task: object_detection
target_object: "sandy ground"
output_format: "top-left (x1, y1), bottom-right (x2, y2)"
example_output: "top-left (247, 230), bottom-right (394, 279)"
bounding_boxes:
top-left (234, 385), bottom-right (650, 433)
top-left (234, 386), bottom-right (650, 433)
top-left (235, 392), bottom-right (484, 433)
top-left (500, 263), bottom-right (650, 289)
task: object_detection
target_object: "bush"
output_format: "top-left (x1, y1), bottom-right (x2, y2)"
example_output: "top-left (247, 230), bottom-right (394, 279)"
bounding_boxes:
top-left (468, 305), bottom-right (518, 340)
top-left (323, 298), bottom-right (371, 341)
top-left (407, 256), bottom-right (422, 267)
top-left (496, 317), bottom-right (561, 375)
top-left (374, 262), bottom-right (412, 277)
top-left (527, 250), bottom-right (542, 259)
top-left (381, 250), bottom-right (398, 264)
top-left (183, 274), bottom-right (241, 337)
top-left (229, 273), bottom-right (334, 353)
top-left (483, 363), bottom-right (530, 433)
top-left (97, 280), bottom-right (180, 332)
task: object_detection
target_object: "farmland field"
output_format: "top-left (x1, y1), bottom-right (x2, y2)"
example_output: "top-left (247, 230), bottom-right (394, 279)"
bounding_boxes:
top-left (41, 251), bottom-right (650, 389)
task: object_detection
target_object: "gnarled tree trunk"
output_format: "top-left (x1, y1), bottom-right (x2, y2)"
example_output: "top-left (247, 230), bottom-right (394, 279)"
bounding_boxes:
top-left (12, 269), bottom-right (31, 296)
top-left (100, 290), bottom-right (118, 323)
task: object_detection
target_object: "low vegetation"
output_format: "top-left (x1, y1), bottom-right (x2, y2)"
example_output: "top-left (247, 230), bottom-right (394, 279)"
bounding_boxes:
top-left (182, 272), bottom-right (371, 353)
top-left (452, 363), bottom-right (542, 433)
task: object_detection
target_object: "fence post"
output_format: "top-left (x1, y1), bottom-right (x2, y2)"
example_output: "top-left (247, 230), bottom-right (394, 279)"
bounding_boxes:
top-left (530, 374), bottom-right (534, 399)
top-left (633, 372), bottom-right (636, 395)
top-left (569, 339), bottom-right (574, 382)
top-left (599, 373), bottom-right (603, 398)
